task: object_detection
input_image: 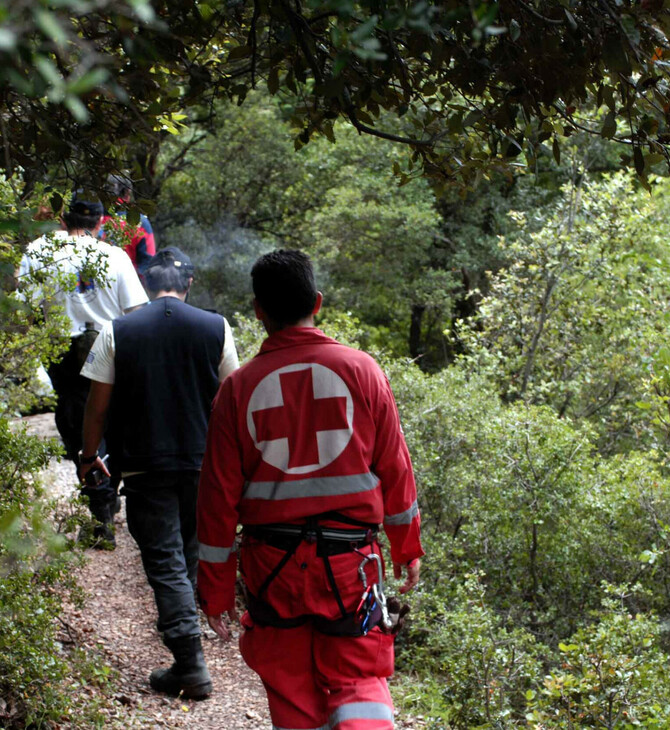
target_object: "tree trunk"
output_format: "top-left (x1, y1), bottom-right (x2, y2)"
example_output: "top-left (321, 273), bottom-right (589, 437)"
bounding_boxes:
top-left (409, 304), bottom-right (425, 359)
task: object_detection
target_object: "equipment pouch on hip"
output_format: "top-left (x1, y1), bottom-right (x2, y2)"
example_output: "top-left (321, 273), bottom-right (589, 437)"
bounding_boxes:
top-left (72, 323), bottom-right (99, 370)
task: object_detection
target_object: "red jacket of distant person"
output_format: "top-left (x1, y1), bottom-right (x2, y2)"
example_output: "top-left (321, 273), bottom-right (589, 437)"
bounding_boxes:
top-left (101, 211), bottom-right (155, 273)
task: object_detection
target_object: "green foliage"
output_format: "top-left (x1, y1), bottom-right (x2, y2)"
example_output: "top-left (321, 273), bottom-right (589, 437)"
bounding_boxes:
top-left (159, 93), bottom-right (449, 361)
top-left (457, 172), bottom-right (670, 452)
top-left (0, 420), bottom-right (58, 512)
top-left (231, 314), bottom-right (266, 366)
top-left (397, 580), bottom-right (670, 729)
top-left (0, 419), bottom-right (120, 728)
top-left (392, 358), bottom-right (670, 634)
top-left (397, 573), bottom-right (543, 729)
top-left (191, 1), bottom-right (670, 188)
top-left (4, 1), bottom-right (670, 196)
top-left (0, 0), bottom-right (212, 193)
top-left (527, 586), bottom-right (670, 729)
top-left (159, 92), bottom-right (633, 371)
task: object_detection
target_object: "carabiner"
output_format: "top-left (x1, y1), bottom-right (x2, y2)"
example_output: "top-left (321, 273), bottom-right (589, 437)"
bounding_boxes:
top-left (357, 553), bottom-right (392, 631)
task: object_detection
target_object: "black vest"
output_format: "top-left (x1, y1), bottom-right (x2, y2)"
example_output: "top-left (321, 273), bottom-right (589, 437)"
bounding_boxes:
top-left (110, 296), bottom-right (224, 472)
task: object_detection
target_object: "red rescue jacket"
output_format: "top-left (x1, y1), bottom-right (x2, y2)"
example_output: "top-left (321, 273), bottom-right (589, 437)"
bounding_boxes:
top-left (197, 327), bottom-right (423, 615)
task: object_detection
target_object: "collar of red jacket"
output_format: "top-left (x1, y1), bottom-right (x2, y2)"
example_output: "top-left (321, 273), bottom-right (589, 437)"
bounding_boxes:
top-left (258, 326), bottom-right (339, 355)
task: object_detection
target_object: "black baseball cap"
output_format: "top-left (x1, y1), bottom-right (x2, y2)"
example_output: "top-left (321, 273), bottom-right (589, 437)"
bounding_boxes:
top-left (69, 197), bottom-right (104, 218)
top-left (146, 247), bottom-right (194, 275)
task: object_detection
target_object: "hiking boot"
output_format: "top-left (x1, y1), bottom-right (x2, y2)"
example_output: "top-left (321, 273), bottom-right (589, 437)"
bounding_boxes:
top-left (88, 499), bottom-right (116, 550)
top-left (150, 635), bottom-right (212, 699)
top-left (92, 519), bottom-right (116, 550)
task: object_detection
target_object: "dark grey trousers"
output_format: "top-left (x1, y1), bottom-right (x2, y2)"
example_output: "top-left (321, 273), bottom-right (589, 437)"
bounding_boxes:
top-left (123, 471), bottom-right (200, 641)
top-left (48, 344), bottom-right (119, 512)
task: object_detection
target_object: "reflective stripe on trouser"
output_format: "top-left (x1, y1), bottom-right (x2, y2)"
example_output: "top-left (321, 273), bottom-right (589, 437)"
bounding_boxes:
top-left (240, 621), bottom-right (394, 730)
top-left (272, 700), bottom-right (394, 730)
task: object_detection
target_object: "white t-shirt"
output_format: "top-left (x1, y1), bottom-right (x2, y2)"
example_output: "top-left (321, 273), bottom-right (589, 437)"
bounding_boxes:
top-left (19, 230), bottom-right (148, 336)
top-left (81, 314), bottom-right (240, 385)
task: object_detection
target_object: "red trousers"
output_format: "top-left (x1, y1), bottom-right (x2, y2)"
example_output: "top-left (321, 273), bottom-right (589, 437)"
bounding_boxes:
top-left (239, 538), bottom-right (396, 729)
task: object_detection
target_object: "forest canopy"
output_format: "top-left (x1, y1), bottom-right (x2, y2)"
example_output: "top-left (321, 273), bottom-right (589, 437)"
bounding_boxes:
top-left (4, 1), bottom-right (670, 194)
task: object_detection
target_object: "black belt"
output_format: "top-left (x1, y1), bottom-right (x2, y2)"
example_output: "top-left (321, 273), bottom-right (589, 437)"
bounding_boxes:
top-left (244, 523), bottom-right (377, 557)
top-left (244, 513), bottom-right (379, 620)
top-left (245, 591), bottom-right (373, 637)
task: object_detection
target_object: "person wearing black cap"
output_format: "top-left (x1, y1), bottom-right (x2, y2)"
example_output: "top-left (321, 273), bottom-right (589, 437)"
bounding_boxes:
top-left (18, 195), bottom-right (149, 546)
top-left (78, 246), bottom-right (238, 699)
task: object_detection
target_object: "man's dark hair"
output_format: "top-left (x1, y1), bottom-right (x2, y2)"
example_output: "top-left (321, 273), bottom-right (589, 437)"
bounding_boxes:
top-left (251, 249), bottom-right (317, 327)
top-left (62, 197), bottom-right (104, 232)
top-left (144, 247), bottom-right (194, 294)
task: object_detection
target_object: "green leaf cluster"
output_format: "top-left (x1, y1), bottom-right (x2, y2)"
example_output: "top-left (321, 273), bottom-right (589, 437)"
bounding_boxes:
top-left (457, 172), bottom-right (670, 452)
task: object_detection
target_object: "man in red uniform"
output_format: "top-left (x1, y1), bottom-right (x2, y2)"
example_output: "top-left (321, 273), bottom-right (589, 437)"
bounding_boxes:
top-left (100, 174), bottom-right (156, 274)
top-left (197, 250), bottom-right (423, 729)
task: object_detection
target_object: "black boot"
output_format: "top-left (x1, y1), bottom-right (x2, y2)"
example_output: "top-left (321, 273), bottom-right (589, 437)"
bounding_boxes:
top-left (78, 492), bottom-right (116, 550)
top-left (89, 499), bottom-right (116, 550)
top-left (150, 635), bottom-right (212, 699)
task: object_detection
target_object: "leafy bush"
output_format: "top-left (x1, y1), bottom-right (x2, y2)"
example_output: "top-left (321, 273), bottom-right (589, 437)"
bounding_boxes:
top-left (527, 586), bottom-right (670, 729)
top-left (397, 581), bottom-right (670, 729)
top-left (0, 420), bottom-right (119, 727)
top-left (457, 173), bottom-right (670, 453)
top-left (397, 573), bottom-right (543, 729)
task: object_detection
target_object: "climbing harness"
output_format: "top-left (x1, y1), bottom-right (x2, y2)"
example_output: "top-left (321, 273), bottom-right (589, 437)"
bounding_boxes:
top-left (243, 512), bottom-right (391, 637)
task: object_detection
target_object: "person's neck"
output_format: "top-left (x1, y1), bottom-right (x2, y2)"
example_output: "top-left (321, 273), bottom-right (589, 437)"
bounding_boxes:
top-left (151, 290), bottom-right (188, 302)
top-left (66, 228), bottom-right (95, 237)
top-left (265, 316), bottom-right (315, 335)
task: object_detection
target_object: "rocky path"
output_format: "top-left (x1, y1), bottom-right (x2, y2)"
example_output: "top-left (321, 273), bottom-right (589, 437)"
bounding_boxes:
top-left (63, 510), bottom-right (269, 729)
top-left (24, 413), bottom-right (269, 729)
top-left (23, 413), bottom-right (417, 730)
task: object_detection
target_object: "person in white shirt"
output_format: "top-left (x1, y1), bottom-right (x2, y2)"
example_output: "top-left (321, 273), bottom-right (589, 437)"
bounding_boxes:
top-left (19, 196), bottom-right (148, 547)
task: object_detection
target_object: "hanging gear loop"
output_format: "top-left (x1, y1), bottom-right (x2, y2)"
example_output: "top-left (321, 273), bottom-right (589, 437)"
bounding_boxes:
top-left (356, 552), bottom-right (392, 632)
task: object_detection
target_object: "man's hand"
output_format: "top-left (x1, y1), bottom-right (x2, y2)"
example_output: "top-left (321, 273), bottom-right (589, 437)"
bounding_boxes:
top-left (78, 455), bottom-right (110, 484)
top-left (393, 559), bottom-right (421, 594)
top-left (206, 608), bottom-right (238, 641)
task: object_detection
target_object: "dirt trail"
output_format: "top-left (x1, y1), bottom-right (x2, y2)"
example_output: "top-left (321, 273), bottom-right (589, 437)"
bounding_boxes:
top-left (24, 413), bottom-right (268, 729)
top-left (23, 412), bottom-right (417, 730)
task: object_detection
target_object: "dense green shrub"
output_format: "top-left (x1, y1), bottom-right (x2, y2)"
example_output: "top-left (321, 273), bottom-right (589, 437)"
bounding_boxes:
top-left (384, 358), bottom-right (670, 638)
top-left (397, 573), bottom-right (544, 729)
top-left (372, 354), bottom-right (670, 724)
top-left (397, 580), bottom-right (670, 729)
top-left (0, 421), bottom-right (119, 727)
top-left (457, 173), bottom-right (670, 453)
top-left (527, 586), bottom-right (670, 729)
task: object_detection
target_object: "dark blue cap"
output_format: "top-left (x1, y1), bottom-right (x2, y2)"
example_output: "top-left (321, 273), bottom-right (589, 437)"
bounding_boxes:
top-left (146, 246), bottom-right (194, 275)
top-left (70, 197), bottom-right (104, 218)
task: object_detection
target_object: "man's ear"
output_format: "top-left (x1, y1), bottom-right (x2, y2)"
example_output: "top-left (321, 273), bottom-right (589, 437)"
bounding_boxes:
top-left (253, 298), bottom-right (264, 321)
top-left (312, 291), bottom-right (323, 316)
